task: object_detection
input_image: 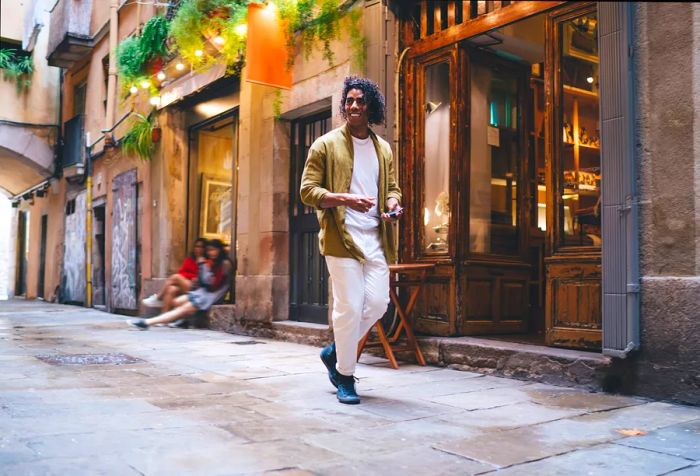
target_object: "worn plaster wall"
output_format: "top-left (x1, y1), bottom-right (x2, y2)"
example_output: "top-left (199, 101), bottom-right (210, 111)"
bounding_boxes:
top-left (20, 179), bottom-right (67, 301)
top-left (631, 2), bottom-right (700, 405)
top-left (0, 0), bottom-right (61, 127)
top-left (151, 108), bottom-right (189, 278)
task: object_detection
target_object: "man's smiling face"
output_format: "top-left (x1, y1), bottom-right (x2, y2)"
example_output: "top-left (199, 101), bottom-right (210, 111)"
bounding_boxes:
top-left (344, 88), bottom-right (369, 129)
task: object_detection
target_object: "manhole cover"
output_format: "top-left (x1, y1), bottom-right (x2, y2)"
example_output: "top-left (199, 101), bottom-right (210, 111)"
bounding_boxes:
top-left (231, 340), bottom-right (265, 345)
top-left (35, 353), bottom-right (144, 366)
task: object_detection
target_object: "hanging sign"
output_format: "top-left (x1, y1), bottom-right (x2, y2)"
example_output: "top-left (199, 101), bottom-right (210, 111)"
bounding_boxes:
top-left (245, 3), bottom-right (292, 89)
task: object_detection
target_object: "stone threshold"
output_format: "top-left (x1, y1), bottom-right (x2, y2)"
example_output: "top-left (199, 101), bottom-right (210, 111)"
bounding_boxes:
top-left (208, 309), bottom-right (617, 392)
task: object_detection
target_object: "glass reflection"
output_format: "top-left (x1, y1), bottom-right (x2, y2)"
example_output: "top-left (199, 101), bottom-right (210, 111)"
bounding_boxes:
top-left (423, 61), bottom-right (451, 254)
top-left (559, 12), bottom-right (600, 247)
top-left (469, 61), bottom-right (520, 255)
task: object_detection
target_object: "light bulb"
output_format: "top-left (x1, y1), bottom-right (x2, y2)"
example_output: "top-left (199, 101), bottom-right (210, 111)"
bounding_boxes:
top-left (586, 76), bottom-right (594, 84)
top-left (194, 49), bottom-right (203, 57)
top-left (157, 71), bottom-right (166, 81)
top-left (235, 24), bottom-right (247, 36)
top-left (140, 80), bottom-right (151, 89)
top-left (214, 36), bottom-right (225, 45)
top-left (176, 62), bottom-right (185, 71)
top-left (129, 85), bottom-right (138, 94)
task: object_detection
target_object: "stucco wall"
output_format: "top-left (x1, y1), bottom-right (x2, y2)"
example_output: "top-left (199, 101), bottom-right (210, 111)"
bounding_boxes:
top-left (0, 0), bottom-right (61, 126)
top-left (631, 2), bottom-right (700, 405)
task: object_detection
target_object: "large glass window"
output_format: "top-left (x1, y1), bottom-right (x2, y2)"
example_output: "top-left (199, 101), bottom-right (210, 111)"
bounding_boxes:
top-left (558, 12), bottom-right (600, 248)
top-left (422, 61), bottom-right (451, 254)
top-left (469, 60), bottom-right (520, 255)
top-left (191, 114), bottom-right (236, 246)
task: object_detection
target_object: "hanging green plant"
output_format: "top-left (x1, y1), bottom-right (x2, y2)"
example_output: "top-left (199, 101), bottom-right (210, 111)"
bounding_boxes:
top-left (169, 0), bottom-right (250, 75)
top-left (121, 112), bottom-right (157, 161)
top-left (116, 15), bottom-right (169, 90)
top-left (0, 48), bottom-right (33, 92)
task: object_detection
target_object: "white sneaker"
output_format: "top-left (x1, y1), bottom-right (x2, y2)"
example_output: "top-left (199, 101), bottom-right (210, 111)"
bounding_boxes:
top-left (142, 293), bottom-right (163, 308)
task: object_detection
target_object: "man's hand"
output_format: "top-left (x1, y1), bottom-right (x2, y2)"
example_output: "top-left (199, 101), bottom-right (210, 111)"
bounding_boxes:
top-left (320, 193), bottom-right (375, 213)
top-left (381, 198), bottom-right (403, 222)
top-left (344, 194), bottom-right (376, 213)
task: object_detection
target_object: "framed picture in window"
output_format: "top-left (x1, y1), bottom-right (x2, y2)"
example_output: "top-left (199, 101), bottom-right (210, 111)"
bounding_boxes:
top-left (200, 174), bottom-right (232, 242)
top-left (563, 17), bottom-right (598, 64)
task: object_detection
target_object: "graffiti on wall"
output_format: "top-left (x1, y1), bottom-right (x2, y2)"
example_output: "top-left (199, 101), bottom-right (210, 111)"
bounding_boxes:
top-left (111, 169), bottom-right (138, 310)
top-left (62, 190), bottom-right (87, 303)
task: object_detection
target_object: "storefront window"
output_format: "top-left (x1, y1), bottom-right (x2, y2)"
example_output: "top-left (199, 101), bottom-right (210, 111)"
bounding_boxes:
top-left (469, 61), bottom-right (520, 255)
top-left (194, 115), bottom-right (236, 245)
top-left (423, 61), bottom-right (451, 254)
top-left (558, 12), bottom-right (600, 248)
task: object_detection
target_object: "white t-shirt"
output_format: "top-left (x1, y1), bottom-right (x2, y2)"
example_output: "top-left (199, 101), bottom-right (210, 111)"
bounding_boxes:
top-left (345, 134), bottom-right (380, 230)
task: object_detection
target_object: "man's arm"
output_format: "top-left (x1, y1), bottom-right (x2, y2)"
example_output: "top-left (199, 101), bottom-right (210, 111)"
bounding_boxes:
top-left (300, 141), bottom-right (375, 213)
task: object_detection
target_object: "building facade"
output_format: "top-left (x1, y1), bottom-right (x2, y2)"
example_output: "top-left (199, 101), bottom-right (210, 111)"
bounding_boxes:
top-left (4, 1), bottom-right (699, 405)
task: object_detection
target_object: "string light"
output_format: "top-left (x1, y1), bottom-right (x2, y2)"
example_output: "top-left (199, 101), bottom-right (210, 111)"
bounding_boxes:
top-left (140, 79), bottom-right (151, 89)
top-left (194, 49), bottom-right (203, 57)
top-left (129, 85), bottom-right (139, 94)
top-left (235, 24), bottom-right (247, 35)
top-left (214, 36), bottom-right (225, 45)
top-left (149, 95), bottom-right (161, 106)
top-left (176, 62), bottom-right (185, 71)
top-left (157, 71), bottom-right (166, 81)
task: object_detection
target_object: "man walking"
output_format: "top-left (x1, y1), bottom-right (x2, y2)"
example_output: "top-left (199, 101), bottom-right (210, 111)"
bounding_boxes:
top-left (300, 76), bottom-right (402, 404)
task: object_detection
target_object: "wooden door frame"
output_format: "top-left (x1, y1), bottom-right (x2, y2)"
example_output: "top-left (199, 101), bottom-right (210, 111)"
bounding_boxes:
top-left (544, 2), bottom-right (603, 350)
top-left (288, 110), bottom-right (331, 324)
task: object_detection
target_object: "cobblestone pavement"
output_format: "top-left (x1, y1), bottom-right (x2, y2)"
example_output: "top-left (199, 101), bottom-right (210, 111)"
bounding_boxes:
top-left (1, 300), bottom-right (699, 475)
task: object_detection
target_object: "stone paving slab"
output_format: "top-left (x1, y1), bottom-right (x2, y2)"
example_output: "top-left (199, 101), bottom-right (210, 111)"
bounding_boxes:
top-left (488, 443), bottom-right (695, 476)
top-left (617, 419), bottom-right (700, 460)
top-left (1, 300), bottom-right (699, 476)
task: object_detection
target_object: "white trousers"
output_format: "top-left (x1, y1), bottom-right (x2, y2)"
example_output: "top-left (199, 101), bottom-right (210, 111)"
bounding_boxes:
top-left (325, 225), bottom-right (390, 376)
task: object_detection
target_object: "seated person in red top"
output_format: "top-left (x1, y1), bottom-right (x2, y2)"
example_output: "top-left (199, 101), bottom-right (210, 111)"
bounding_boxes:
top-left (128, 239), bottom-right (232, 330)
top-left (142, 238), bottom-right (206, 312)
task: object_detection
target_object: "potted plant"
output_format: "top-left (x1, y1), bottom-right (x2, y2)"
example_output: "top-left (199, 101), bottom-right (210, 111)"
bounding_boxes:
top-left (121, 113), bottom-right (157, 161)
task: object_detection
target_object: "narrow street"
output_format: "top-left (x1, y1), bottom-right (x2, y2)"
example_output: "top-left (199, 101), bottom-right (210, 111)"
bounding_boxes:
top-left (0, 300), bottom-right (697, 475)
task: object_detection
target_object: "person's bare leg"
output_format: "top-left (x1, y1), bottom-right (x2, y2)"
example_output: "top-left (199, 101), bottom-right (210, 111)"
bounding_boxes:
top-left (157, 274), bottom-right (179, 300)
top-left (170, 274), bottom-right (192, 294)
top-left (161, 284), bottom-right (179, 312)
top-left (145, 296), bottom-right (197, 326)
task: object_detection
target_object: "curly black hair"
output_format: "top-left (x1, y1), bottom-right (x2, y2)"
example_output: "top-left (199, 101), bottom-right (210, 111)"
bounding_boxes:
top-left (339, 76), bottom-right (386, 126)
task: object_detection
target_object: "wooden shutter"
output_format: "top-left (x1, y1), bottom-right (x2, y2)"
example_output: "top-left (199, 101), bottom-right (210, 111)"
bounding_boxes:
top-left (599, 2), bottom-right (639, 357)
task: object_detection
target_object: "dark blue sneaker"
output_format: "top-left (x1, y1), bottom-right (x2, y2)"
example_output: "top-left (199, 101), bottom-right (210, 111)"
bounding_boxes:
top-left (320, 342), bottom-right (339, 388)
top-left (337, 373), bottom-right (360, 405)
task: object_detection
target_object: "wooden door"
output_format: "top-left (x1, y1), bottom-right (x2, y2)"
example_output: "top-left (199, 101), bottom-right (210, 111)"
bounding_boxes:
top-left (289, 112), bottom-right (331, 324)
top-left (38, 214), bottom-right (48, 299)
top-left (62, 191), bottom-right (86, 304)
top-left (545, 3), bottom-right (602, 349)
top-left (111, 169), bottom-right (138, 311)
top-left (459, 48), bottom-right (531, 335)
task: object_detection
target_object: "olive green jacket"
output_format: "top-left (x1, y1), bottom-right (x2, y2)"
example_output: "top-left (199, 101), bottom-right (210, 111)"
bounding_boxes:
top-left (299, 124), bottom-right (402, 263)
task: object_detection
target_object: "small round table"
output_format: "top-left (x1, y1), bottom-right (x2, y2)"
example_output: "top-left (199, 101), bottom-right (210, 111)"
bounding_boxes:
top-left (357, 263), bottom-right (435, 369)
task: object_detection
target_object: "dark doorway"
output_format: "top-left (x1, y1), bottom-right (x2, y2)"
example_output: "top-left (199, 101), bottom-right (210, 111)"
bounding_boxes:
top-left (37, 214), bottom-right (48, 299)
top-left (289, 111), bottom-right (331, 324)
top-left (92, 204), bottom-right (106, 307)
top-left (15, 211), bottom-right (29, 296)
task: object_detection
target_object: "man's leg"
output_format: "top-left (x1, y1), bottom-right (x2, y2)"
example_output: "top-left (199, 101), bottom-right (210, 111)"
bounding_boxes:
top-left (357, 255), bottom-right (390, 340)
top-left (325, 256), bottom-right (364, 378)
